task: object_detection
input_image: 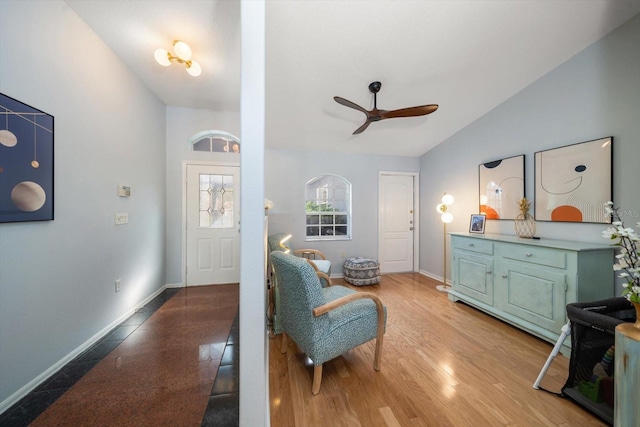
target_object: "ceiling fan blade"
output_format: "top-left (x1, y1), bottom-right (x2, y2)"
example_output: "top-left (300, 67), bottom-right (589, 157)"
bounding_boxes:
top-left (380, 104), bottom-right (439, 119)
top-left (352, 120), bottom-right (372, 135)
top-left (334, 96), bottom-right (369, 115)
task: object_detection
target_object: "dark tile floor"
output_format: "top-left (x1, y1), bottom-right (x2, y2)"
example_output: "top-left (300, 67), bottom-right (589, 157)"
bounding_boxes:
top-left (0, 286), bottom-right (239, 427)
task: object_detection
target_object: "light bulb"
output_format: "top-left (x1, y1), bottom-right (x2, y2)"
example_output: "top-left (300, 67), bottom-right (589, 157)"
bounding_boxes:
top-left (436, 203), bottom-right (446, 214)
top-left (441, 213), bottom-right (453, 223)
top-left (173, 40), bottom-right (192, 61)
top-left (186, 60), bottom-right (202, 77)
top-left (154, 48), bottom-right (171, 66)
top-left (442, 194), bottom-right (454, 205)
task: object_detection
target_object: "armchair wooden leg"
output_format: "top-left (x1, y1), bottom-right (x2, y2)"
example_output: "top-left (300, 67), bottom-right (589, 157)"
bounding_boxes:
top-left (312, 364), bottom-right (323, 395)
top-left (373, 335), bottom-right (384, 371)
top-left (373, 320), bottom-right (385, 370)
top-left (280, 332), bottom-right (288, 354)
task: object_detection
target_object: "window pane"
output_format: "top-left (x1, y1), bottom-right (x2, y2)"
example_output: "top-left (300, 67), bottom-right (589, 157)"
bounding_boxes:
top-left (306, 215), bottom-right (319, 224)
top-left (306, 226), bottom-right (319, 236)
top-left (222, 210), bottom-right (234, 228)
top-left (321, 226), bottom-right (334, 236)
top-left (199, 173), bottom-right (234, 229)
top-left (321, 215), bottom-right (334, 225)
top-left (193, 139), bottom-right (210, 152)
top-left (211, 210), bottom-right (223, 227)
top-left (335, 215), bottom-right (347, 224)
top-left (335, 226), bottom-right (347, 236)
top-left (212, 137), bottom-right (229, 152)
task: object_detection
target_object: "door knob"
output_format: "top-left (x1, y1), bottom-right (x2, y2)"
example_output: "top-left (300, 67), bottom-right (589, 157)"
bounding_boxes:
top-left (409, 227), bottom-right (414, 231)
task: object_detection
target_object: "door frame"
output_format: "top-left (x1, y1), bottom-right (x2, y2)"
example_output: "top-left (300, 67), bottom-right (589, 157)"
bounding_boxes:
top-left (182, 160), bottom-right (240, 286)
top-left (377, 171), bottom-right (420, 273)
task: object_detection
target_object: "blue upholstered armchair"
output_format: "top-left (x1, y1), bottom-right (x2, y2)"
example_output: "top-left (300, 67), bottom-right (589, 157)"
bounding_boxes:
top-left (267, 232), bottom-right (332, 286)
top-left (270, 251), bottom-right (387, 395)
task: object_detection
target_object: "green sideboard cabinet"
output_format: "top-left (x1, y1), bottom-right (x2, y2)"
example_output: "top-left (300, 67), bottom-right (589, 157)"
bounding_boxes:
top-left (449, 233), bottom-right (615, 354)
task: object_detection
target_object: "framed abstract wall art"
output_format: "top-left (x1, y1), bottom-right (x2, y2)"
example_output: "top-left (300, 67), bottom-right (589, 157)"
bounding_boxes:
top-left (534, 137), bottom-right (612, 223)
top-left (0, 93), bottom-right (54, 223)
top-left (479, 154), bottom-right (525, 220)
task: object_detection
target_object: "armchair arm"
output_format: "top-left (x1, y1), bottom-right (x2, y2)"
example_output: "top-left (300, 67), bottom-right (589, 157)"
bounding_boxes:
top-left (315, 271), bottom-right (333, 287)
top-left (293, 249), bottom-right (327, 260)
top-left (313, 292), bottom-right (384, 327)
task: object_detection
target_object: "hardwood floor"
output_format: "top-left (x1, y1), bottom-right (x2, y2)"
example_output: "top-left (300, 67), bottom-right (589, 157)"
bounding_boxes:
top-left (269, 273), bottom-right (607, 427)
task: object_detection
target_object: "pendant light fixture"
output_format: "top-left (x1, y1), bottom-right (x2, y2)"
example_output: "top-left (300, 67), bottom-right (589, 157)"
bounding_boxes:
top-left (154, 40), bottom-right (202, 77)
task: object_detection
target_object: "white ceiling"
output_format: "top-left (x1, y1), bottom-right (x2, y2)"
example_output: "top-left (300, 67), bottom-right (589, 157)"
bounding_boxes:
top-left (66, 0), bottom-right (640, 157)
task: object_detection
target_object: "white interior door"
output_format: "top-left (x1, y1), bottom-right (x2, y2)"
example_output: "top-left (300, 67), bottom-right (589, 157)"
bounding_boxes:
top-left (378, 173), bottom-right (416, 273)
top-left (186, 164), bottom-right (240, 285)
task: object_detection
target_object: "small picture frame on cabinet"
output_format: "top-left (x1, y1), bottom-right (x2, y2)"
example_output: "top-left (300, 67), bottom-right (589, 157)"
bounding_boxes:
top-left (469, 214), bottom-right (486, 234)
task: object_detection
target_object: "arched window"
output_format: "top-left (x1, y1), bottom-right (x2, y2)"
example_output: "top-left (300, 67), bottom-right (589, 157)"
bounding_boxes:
top-left (305, 174), bottom-right (351, 241)
top-left (189, 130), bottom-right (240, 153)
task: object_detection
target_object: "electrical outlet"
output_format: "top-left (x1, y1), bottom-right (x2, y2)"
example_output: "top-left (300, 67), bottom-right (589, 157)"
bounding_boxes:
top-left (115, 279), bottom-right (121, 293)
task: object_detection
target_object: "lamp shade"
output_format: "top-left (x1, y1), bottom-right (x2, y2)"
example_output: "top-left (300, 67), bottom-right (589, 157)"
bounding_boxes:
top-left (154, 48), bottom-right (171, 66)
top-left (442, 194), bottom-right (454, 205)
top-left (173, 40), bottom-right (192, 61)
top-left (441, 212), bottom-right (453, 223)
top-left (187, 60), bottom-right (202, 77)
top-left (436, 203), bottom-right (446, 214)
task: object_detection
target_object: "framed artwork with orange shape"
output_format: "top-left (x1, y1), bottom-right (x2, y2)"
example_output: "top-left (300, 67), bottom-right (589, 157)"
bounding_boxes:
top-left (534, 137), bottom-right (612, 223)
top-left (0, 92), bottom-right (54, 223)
top-left (479, 154), bottom-right (525, 220)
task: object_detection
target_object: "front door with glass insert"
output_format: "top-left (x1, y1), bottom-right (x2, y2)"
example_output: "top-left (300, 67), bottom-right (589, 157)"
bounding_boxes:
top-left (186, 164), bottom-right (240, 285)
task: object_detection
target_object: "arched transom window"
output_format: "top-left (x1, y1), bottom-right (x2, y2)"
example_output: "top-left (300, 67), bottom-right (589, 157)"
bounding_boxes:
top-left (189, 130), bottom-right (240, 153)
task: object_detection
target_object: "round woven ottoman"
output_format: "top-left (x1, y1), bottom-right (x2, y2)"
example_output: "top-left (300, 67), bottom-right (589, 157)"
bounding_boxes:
top-left (343, 257), bottom-right (380, 286)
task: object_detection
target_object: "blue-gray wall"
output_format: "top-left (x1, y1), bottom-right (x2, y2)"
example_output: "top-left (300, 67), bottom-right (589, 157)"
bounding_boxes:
top-left (0, 1), bottom-right (166, 408)
top-left (265, 149), bottom-right (419, 269)
top-left (420, 14), bottom-right (640, 289)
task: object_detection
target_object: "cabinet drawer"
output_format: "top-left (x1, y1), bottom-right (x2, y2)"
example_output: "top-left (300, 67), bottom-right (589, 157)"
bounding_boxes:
top-left (452, 237), bottom-right (493, 255)
top-left (501, 244), bottom-right (566, 269)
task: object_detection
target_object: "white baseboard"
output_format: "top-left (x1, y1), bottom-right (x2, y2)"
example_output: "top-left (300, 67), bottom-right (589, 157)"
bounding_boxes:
top-left (165, 282), bottom-right (185, 288)
top-left (418, 269), bottom-right (450, 285)
top-left (0, 284), bottom-right (170, 415)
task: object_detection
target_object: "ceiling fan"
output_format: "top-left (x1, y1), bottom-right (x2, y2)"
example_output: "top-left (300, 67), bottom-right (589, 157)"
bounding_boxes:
top-left (334, 81), bottom-right (438, 135)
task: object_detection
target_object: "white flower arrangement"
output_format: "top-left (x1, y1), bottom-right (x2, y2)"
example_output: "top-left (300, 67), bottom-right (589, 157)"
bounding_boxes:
top-left (603, 201), bottom-right (640, 303)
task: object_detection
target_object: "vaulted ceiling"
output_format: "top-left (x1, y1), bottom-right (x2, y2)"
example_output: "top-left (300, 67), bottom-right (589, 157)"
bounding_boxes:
top-left (66, 0), bottom-right (640, 157)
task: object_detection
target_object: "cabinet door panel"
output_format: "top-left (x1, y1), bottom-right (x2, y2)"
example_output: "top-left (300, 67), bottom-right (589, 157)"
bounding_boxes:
top-left (454, 251), bottom-right (493, 305)
top-left (498, 261), bottom-right (566, 333)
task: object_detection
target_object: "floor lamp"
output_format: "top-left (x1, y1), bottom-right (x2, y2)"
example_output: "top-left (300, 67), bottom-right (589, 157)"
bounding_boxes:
top-left (436, 193), bottom-right (454, 292)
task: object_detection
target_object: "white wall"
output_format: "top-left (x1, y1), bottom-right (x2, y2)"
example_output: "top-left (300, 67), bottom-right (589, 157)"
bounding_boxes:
top-left (265, 149), bottom-right (420, 269)
top-left (0, 1), bottom-right (166, 408)
top-left (419, 14), bottom-right (640, 290)
top-left (164, 106), bottom-right (240, 284)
